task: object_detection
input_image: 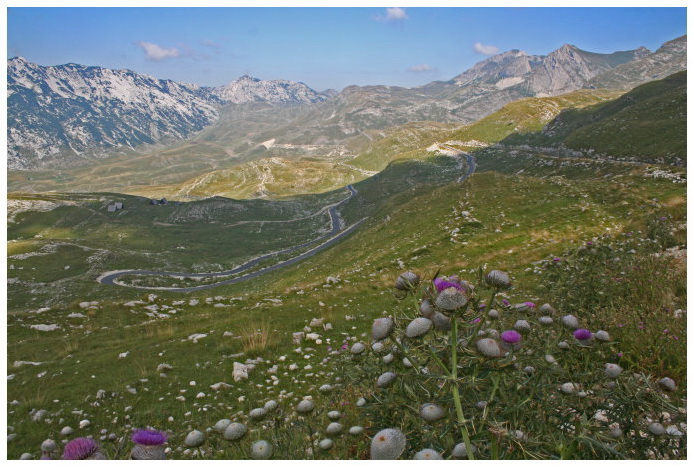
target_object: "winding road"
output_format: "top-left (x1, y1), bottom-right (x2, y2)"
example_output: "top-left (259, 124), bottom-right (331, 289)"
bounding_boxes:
top-left (98, 153), bottom-right (475, 292)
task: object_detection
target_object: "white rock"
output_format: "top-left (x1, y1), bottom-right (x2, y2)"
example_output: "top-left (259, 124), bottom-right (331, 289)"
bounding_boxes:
top-left (30, 324), bottom-right (60, 332)
top-left (232, 362), bottom-right (249, 382)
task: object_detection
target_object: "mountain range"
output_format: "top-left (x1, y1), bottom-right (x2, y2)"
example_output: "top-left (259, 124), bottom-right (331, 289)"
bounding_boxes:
top-left (7, 35), bottom-right (686, 170)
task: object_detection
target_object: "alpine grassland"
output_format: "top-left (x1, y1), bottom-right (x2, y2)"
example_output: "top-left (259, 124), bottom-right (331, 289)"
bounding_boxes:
top-left (7, 136), bottom-right (686, 458)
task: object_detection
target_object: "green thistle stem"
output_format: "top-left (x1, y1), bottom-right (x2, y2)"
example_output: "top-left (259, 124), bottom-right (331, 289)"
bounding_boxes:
top-left (428, 346), bottom-right (452, 378)
top-left (450, 315), bottom-right (475, 460)
top-left (488, 289), bottom-right (499, 311)
top-left (389, 335), bottom-right (422, 375)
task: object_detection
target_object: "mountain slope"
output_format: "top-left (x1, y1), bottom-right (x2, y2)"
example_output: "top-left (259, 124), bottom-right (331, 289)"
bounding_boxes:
top-left (214, 75), bottom-right (327, 104)
top-left (7, 57), bottom-right (223, 169)
top-left (588, 35), bottom-right (687, 89)
top-left (503, 71), bottom-right (687, 165)
top-left (7, 60), bottom-right (327, 169)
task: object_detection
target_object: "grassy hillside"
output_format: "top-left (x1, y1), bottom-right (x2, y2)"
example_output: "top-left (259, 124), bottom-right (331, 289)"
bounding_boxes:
top-left (7, 149), bottom-right (686, 459)
top-left (8, 88), bottom-right (623, 198)
top-left (503, 71), bottom-right (686, 165)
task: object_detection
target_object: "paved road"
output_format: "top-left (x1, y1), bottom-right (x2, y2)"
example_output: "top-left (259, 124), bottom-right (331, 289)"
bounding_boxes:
top-left (98, 154), bottom-right (476, 292)
top-left (98, 185), bottom-right (359, 292)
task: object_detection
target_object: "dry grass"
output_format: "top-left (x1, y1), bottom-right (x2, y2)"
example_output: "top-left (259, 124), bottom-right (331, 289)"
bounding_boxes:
top-left (239, 321), bottom-right (277, 355)
top-left (143, 322), bottom-right (175, 339)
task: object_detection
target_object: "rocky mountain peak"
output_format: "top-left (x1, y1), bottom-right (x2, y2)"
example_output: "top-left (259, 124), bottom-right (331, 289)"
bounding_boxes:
top-left (213, 75), bottom-right (327, 105)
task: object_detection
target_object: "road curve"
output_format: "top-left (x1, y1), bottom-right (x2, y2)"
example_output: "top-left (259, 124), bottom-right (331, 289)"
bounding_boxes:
top-left (98, 154), bottom-right (475, 292)
top-left (98, 185), bottom-right (360, 292)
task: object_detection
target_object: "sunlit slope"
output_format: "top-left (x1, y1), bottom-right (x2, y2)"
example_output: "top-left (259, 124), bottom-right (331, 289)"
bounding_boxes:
top-left (8, 89), bottom-right (621, 197)
top-left (503, 71), bottom-right (687, 164)
top-left (121, 157), bottom-right (371, 201)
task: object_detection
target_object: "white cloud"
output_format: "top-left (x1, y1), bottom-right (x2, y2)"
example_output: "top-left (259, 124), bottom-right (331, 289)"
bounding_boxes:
top-left (473, 42), bottom-right (499, 56)
top-left (406, 64), bottom-right (434, 72)
top-left (374, 7), bottom-right (408, 22)
top-left (136, 41), bottom-right (181, 61)
top-left (386, 7), bottom-right (408, 21)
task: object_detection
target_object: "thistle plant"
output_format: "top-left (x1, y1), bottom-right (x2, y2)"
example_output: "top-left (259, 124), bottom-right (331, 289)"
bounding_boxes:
top-left (336, 266), bottom-right (685, 459)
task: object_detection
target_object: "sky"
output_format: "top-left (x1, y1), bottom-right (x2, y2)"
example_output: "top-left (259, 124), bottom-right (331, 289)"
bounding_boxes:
top-left (5, 4), bottom-right (688, 92)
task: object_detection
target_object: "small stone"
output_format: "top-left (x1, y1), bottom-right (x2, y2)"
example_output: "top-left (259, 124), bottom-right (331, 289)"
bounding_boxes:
top-left (349, 426), bottom-right (364, 435)
top-left (60, 426), bottom-right (74, 437)
top-left (659, 377), bottom-right (677, 391)
top-left (41, 439), bottom-right (58, 452)
top-left (560, 382), bottom-right (576, 394)
top-left (184, 430), bottom-right (204, 447)
top-left (296, 399), bottom-right (315, 414)
top-left (214, 419), bottom-right (231, 433)
top-left (223, 423), bottom-right (247, 441)
top-left (595, 330), bottom-right (610, 341)
top-left (648, 422), bottom-right (666, 436)
top-left (326, 422), bottom-right (343, 435)
top-left (561, 315), bottom-right (579, 329)
top-left (318, 438), bottom-right (333, 450)
top-left (453, 442), bottom-right (477, 458)
top-left (327, 411), bottom-right (341, 420)
top-left (350, 343), bottom-right (366, 355)
top-left (249, 408), bottom-right (267, 420)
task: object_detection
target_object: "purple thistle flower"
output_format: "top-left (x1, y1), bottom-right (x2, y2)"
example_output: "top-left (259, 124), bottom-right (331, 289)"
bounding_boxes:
top-left (433, 278), bottom-right (463, 292)
top-left (501, 330), bottom-right (522, 344)
top-left (501, 299), bottom-right (510, 307)
top-left (132, 429), bottom-right (168, 446)
top-left (586, 241), bottom-right (593, 246)
top-left (63, 438), bottom-right (101, 460)
top-left (617, 352), bottom-right (623, 358)
top-left (573, 329), bottom-right (592, 341)
top-left (524, 301), bottom-right (536, 309)
top-left (470, 317), bottom-right (482, 324)
top-left (553, 257), bottom-right (561, 262)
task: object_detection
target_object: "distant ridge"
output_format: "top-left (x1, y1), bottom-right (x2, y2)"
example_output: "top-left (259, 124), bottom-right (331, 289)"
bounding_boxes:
top-left (7, 35), bottom-right (686, 170)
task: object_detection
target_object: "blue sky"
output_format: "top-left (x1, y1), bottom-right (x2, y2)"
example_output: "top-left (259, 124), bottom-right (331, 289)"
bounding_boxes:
top-left (6, 6), bottom-right (687, 91)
